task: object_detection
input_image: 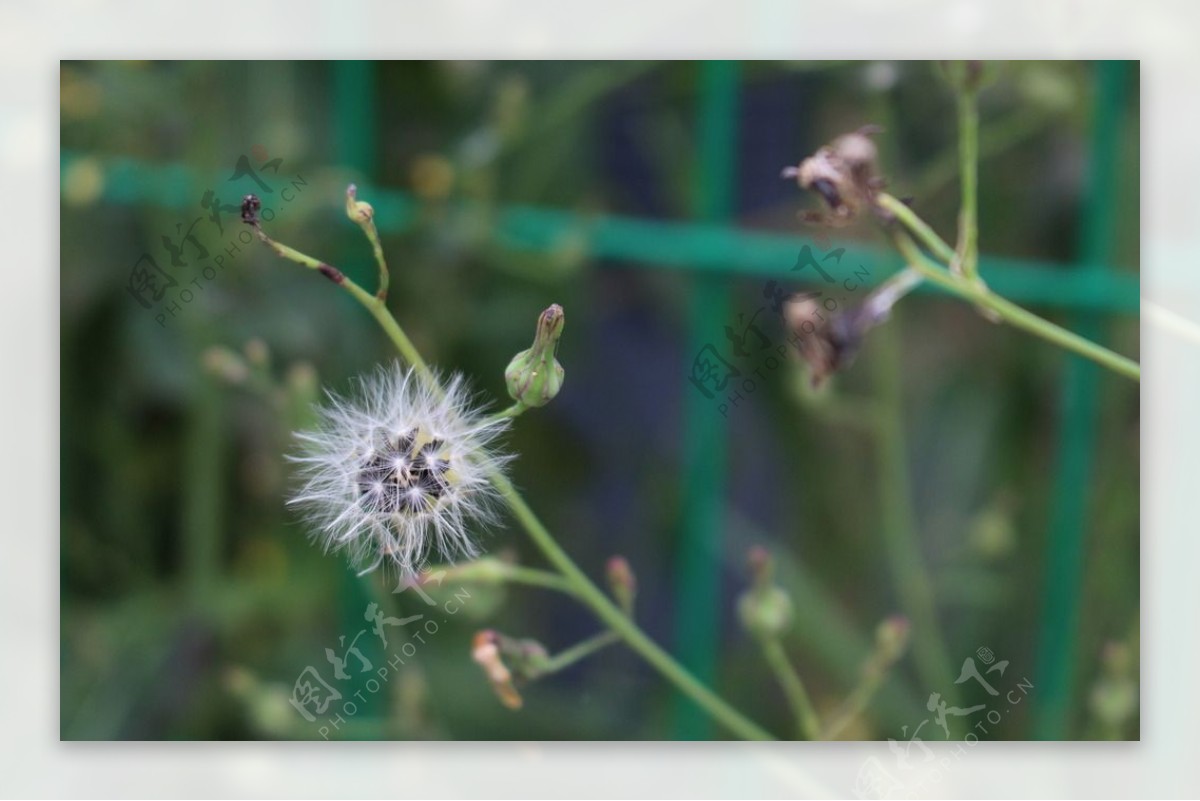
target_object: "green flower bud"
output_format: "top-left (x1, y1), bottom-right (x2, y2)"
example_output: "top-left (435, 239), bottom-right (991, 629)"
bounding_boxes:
top-left (505, 304), bottom-right (565, 408)
top-left (345, 183), bottom-right (374, 224)
top-left (738, 584), bottom-right (794, 639)
top-left (737, 547), bottom-right (794, 638)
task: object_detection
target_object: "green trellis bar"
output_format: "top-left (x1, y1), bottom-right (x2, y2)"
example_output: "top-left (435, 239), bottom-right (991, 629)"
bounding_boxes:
top-left (332, 60), bottom-right (386, 731)
top-left (669, 59), bottom-right (741, 740)
top-left (1032, 60), bottom-right (1130, 740)
top-left (67, 152), bottom-right (1139, 315)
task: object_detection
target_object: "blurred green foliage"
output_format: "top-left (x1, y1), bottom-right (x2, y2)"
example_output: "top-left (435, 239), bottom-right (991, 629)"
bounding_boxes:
top-left (60, 61), bottom-right (1138, 740)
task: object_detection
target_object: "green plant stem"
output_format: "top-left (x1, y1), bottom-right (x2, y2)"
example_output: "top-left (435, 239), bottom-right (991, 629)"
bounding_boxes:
top-left (251, 223), bottom-right (774, 742)
top-left (486, 403), bottom-right (528, 424)
top-left (956, 88), bottom-right (981, 280)
top-left (879, 193), bottom-right (956, 264)
top-left (539, 630), bottom-right (621, 675)
top-left (911, 108), bottom-right (1048, 201)
top-left (500, 564), bottom-right (580, 597)
top-left (821, 667), bottom-right (889, 740)
top-left (361, 217), bottom-right (390, 300)
top-left (490, 471), bottom-right (773, 740)
top-left (871, 329), bottom-right (957, 706)
top-left (888, 227), bottom-right (1140, 381)
top-left (758, 637), bottom-right (821, 740)
top-left (248, 223), bottom-right (436, 385)
top-left (877, 193), bottom-right (1139, 381)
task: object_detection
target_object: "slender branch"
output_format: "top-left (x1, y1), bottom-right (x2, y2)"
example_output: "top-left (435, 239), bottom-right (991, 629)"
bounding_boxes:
top-left (346, 184), bottom-right (390, 300)
top-left (879, 193), bottom-right (956, 264)
top-left (955, 88), bottom-right (981, 280)
top-left (485, 403), bottom-right (528, 425)
top-left (871, 329), bottom-right (957, 704)
top-left (821, 669), bottom-right (887, 740)
top-left (539, 630), bottom-right (621, 675)
top-left (249, 213), bottom-right (775, 742)
top-left (759, 637), bottom-right (821, 740)
top-left (888, 226), bottom-right (1140, 381)
top-left (247, 221), bottom-right (436, 385)
top-left (489, 471), bottom-right (774, 740)
top-left (500, 564), bottom-right (580, 597)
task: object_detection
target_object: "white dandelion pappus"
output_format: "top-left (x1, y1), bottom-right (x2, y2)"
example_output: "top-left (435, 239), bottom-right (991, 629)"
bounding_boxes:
top-left (288, 363), bottom-right (513, 578)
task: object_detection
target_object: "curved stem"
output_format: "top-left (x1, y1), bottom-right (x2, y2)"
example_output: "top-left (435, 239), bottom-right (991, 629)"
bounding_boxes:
top-left (891, 229), bottom-right (1140, 381)
top-left (500, 564), bottom-right (580, 597)
top-left (880, 193), bottom-right (956, 264)
top-left (485, 403), bottom-right (528, 425)
top-left (821, 669), bottom-right (886, 740)
top-left (877, 194), bottom-right (1140, 382)
top-left (539, 630), bottom-right (621, 675)
top-left (250, 221), bottom-right (774, 741)
top-left (759, 636), bottom-right (821, 740)
top-left (491, 471), bottom-right (774, 740)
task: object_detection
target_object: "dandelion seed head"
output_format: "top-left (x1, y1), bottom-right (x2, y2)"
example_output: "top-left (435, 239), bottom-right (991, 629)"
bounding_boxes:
top-left (288, 363), bottom-right (512, 578)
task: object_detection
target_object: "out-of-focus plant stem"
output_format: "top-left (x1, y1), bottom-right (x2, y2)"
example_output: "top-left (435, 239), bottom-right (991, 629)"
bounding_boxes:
top-left (955, 86), bottom-right (981, 281)
top-left (871, 325), bottom-right (957, 706)
top-left (758, 636), bottom-right (821, 740)
top-left (540, 630), bottom-right (621, 675)
top-left (877, 194), bottom-right (1140, 382)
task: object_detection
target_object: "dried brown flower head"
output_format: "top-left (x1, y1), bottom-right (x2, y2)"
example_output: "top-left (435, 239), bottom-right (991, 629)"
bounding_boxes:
top-left (783, 270), bottom-right (921, 387)
top-left (782, 125), bottom-right (885, 225)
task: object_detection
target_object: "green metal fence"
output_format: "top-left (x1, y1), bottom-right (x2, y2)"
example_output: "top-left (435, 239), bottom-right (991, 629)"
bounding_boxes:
top-left (61, 59), bottom-right (1136, 740)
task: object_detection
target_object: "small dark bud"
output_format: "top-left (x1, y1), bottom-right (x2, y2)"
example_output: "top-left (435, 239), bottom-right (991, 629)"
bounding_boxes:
top-left (241, 194), bottom-right (261, 225)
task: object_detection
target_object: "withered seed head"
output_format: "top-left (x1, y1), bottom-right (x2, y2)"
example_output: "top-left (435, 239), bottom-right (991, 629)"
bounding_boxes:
top-left (783, 125), bottom-right (885, 225)
top-left (783, 293), bottom-right (877, 387)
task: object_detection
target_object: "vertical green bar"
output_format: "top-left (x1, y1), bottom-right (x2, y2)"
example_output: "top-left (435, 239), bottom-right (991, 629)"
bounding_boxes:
top-left (332, 59), bottom-right (384, 733)
top-left (334, 60), bottom-right (377, 176)
top-left (670, 60), bottom-right (740, 740)
top-left (1032, 60), bottom-right (1127, 739)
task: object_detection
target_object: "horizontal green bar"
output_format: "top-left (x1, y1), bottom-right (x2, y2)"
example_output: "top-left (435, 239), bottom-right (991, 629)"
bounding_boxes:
top-left (63, 152), bottom-right (1139, 314)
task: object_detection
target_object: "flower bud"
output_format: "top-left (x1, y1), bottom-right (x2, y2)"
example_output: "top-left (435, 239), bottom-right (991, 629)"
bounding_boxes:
top-left (936, 60), bottom-right (997, 94)
top-left (202, 346), bottom-right (249, 385)
top-left (606, 556), bottom-right (637, 613)
top-left (505, 304), bottom-right (565, 408)
top-left (874, 615), bottom-right (911, 666)
top-left (471, 630), bottom-right (523, 709)
top-left (345, 183), bottom-right (374, 224)
top-left (737, 547), bottom-right (794, 639)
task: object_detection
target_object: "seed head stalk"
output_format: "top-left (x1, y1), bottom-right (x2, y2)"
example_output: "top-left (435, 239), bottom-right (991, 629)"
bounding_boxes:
top-left (245, 196), bottom-right (774, 742)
